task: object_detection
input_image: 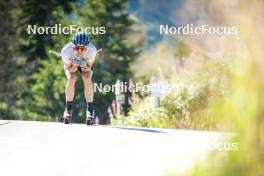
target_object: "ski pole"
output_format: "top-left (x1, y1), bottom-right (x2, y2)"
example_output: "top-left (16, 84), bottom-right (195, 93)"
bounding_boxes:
top-left (48, 50), bottom-right (61, 57)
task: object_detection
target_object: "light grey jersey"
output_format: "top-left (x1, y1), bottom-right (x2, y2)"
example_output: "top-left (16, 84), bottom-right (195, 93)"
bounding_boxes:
top-left (61, 42), bottom-right (97, 64)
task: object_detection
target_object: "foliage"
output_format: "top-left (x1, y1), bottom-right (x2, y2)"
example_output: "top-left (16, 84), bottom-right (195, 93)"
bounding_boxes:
top-left (186, 1), bottom-right (264, 175)
top-left (123, 38), bottom-right (230, 130)
top-left (116, 78), bottom-right (217, 130)
top-left (112, 97), bottom-right (170, 128)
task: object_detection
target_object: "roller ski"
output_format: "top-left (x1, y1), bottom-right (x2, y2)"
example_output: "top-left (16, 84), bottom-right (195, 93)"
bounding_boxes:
top-left (63, 109), bottom-right (73, 124)
top-left (85, 109), bottom-right (95, 125)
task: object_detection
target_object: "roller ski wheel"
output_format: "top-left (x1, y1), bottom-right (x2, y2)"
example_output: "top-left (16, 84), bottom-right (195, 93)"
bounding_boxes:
top-left (63, 117), bottom-right (71, 124)
top-left (85, 117), bottom-right (94, 125)
top-left (63, 109), bottom-right (72, 124)
top-left (86, 109), bottom-right (95, 125)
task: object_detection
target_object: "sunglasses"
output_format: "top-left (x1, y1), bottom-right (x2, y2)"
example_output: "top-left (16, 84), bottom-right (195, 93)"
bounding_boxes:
top-left (73, 47), bottom-right (86, 52)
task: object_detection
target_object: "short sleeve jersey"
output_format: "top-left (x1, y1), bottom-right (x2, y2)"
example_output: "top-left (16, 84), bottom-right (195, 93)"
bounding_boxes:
top-left (61, 42), bottom-right (97, 64)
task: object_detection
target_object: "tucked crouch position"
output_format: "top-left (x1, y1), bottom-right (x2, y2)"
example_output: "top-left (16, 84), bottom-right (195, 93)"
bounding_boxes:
top-left (61, 32), bottom-right (97, 125)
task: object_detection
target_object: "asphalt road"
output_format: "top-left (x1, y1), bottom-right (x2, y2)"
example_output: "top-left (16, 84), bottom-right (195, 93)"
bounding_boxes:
top-left (0, 120), bottom-right (231, 176)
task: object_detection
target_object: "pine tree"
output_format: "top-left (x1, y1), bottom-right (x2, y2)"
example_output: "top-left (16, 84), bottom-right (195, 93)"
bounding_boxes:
top-left (1, 0), bottom-right (143, 123)
top-left (0, 0), bottom-right (77, 120)
top-left (76, 0), bottom-right (143, 123)
top-left (18, 0), bottom-right (78, 121)
top-left (0, 0), bottom-right (27, 119)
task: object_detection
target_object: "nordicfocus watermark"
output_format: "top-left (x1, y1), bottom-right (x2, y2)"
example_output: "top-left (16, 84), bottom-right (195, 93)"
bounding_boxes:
top-left (27, 24), bottom-right (106, 35)
top-left (208, 142), bottom-right (238, 151)
top-left (179, 142), bottom-right (238, 152)
top-left (93, 82), bottom-right (175, 93)
top-left (160, 24), bottom-right (239, 35)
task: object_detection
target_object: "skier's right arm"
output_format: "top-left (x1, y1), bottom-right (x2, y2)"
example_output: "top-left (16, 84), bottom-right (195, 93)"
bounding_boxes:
top-left (61, 45), bottom-right (77, 73)
top-left (64, 63), bottom-right (78, 73)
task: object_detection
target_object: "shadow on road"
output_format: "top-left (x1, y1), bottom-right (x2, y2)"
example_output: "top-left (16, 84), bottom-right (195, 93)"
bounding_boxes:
top-left (102, 126), bottom-right (168, 134)
top-left (0, 121), bottom-right (12, 126)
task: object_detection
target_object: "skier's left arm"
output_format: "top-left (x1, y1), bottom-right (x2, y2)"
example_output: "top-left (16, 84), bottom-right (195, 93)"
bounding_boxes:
top-left (80, 47), bottom-right (97, 72)
top-left (86, 47), bottom-right (97, 68)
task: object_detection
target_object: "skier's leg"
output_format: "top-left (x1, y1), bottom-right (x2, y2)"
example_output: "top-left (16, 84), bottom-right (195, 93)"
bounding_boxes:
top-left (81, 70), bottom-right (95, 125)
top-left (65, 70), bottom-right (77, 101)
top-left (64, 69), bottom-right (77, 123)
top-left (81, 70), bottom-right (93, 103)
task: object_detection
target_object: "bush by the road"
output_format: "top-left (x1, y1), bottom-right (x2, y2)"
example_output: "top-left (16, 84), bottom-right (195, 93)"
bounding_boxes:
top-left (115, 75), bottom-right (224, 130)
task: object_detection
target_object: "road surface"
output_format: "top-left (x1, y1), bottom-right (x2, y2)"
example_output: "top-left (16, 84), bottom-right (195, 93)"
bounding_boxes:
top-left (0, 120), bottom-right (231, 176)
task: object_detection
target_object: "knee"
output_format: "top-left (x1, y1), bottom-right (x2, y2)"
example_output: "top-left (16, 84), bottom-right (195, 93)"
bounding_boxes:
top-left (82, 72), bottom-right (92, 81)
top-left (67, 73), bottom-right (77, 82)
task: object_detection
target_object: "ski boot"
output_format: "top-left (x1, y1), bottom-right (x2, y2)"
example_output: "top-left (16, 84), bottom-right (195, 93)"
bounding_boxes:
top-left (85, 109), bottom-right (95, 125)
top-left (63, 109), bottom-right (73, 124)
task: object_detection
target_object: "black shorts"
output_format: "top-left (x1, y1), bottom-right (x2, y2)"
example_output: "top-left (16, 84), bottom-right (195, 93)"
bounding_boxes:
top-left (77, 65), bottom-right (94, 73)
